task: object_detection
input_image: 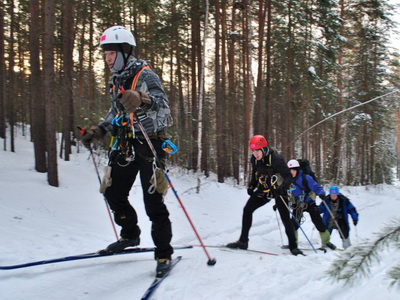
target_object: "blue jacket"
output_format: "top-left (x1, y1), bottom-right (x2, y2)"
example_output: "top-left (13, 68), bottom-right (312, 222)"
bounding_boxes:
top-left (290, 170), bottom-right (326, 204)
top-left (319, 193), bottom-right (359, 228)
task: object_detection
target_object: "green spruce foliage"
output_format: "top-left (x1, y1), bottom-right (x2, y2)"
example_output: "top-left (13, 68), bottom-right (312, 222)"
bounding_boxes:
top-left (328, 218), bottom-right (400, 288)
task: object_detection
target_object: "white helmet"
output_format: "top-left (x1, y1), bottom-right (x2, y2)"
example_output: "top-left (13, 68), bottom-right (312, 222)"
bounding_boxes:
top-left (100, 26), bottom-right (136, 72)
top-left (287, 159), bottom-right (300, 169)
top-left (100, 26), bottom-right (136, 47)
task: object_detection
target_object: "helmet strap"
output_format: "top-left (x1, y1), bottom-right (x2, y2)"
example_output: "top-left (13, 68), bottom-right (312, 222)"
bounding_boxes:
top-left (118, 44), bottom-right (132, 70)
top-left (262, 146), bottom-right (270, 156)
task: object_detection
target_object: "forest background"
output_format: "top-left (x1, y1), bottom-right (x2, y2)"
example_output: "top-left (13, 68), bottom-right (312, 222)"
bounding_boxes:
top-left (1, 0), bottom-right (400, 188)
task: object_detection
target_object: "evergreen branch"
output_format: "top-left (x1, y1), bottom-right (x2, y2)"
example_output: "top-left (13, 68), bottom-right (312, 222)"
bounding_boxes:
top-left (388, 264), bottom-right (400, 288)
top-left (328, 218), bottom-right (400, 287)
top-left (387, 241), bottom-right (400, 288)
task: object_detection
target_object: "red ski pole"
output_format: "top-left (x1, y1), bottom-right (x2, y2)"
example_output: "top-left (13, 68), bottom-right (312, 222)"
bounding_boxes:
top-left (78, 127), bottom-right (119, 240)
top-left (134, 114), bottom-right (216, 266)
top-left (164, 171), bottom-right (216, 265)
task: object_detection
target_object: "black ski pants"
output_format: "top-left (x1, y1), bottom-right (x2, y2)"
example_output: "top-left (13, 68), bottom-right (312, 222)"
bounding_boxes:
top-left (291, 203), bottom-right (326, 232)
top-left (239, 194), bottom-right (298, 250)
top-left (327, 217), bottom-right (350, 239)
top-left (104, 138), bottom-right (173, 259)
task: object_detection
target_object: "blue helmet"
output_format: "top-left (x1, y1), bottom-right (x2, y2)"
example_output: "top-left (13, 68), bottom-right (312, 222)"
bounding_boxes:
top-left (329, 185), bottom-right (339, 194)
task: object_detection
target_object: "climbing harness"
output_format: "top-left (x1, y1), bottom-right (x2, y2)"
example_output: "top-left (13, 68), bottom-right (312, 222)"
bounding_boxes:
top-left (107, 66), bottom-right (151, 167)
top-left (257, 174), bottom-right (277, 199)
top-left (108, 112), bottom-right (135, 167)
top-left (287, 185), bottom-right (307, 225)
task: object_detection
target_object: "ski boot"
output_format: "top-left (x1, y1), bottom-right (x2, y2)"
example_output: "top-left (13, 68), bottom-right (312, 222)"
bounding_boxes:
top-left (290, 248), bottom-right (304, 256)
top-left (226, 240), bottom-right (248, 250)
top-left (321, 242), bottom-right (337, 250)
top-left (342, 238), bottom-right (351, 249)
top-left (100, 237), bottom-right (140, 254)
top-left (156, 257), bottom-right (172, 278)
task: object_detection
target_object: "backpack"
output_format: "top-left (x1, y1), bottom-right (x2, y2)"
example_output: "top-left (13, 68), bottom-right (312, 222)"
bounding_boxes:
top-left (297, 159), bottom-right (318, 200)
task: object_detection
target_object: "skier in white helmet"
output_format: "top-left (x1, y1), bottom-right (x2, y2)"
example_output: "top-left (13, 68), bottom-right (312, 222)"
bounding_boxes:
top-left (80, 26), bottom-right (173, 278)
top-left (287, 159), bottom-right (336, 251)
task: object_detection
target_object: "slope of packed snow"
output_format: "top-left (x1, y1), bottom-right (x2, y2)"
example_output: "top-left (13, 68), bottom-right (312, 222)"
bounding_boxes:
top-left (0, 135), bottom-right (399, 300)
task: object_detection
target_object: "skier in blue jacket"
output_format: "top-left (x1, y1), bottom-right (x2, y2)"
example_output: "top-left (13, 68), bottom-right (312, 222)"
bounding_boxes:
top-left (287, 159), bottom-right (336, 250)
top-left (319, 186), bottom-right (359, 249)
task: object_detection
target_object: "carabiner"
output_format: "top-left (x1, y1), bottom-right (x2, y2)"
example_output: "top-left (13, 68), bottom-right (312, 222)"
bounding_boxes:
top-left (162, 139), bottom-right (178, 154)
top-left (111, 115), bottom-right (123, 127)
top-left (258, 175), bottom-right (267, 184)
top-left (270, 175), bottom-right (278, 186)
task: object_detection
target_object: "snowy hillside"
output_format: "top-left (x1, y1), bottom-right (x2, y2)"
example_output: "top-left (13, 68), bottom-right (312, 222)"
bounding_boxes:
top-left (1, 135), bottom-right (400, 300)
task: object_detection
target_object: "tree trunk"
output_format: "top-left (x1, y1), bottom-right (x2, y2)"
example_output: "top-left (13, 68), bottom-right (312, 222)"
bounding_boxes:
top-left (215, 0), bottom-right (224, 183)
top-left (284, 1), bottom-right (293, 159)
top-left (0, 3), bottom-right (5, 141)
top-left (265, 0), bottom-right (272, 139)
top-left (8, 0), bottom-right (15, 152)
top-left (77, 1), bottom-right (87, 99)
top-left (62, 0), bottom-right (74, 161)
top-left (191, 0), bottom-right (201, 171)
top-left (255, 0), bottom-right (266, 134)
top-left (88, 1), bottom-right (96, 109)
top-left (196, 0), bottom-right (209, 191)
top-left (44, 0), bottom-right (58, 187)
top-left (243, 0), bottom-right (254, 177)
top-left (30, 0), bottom-right (47, 172)
top-left (331, 0), bottom-right (345, 181)
top-left (221, 1), bottom-right (230, 177)
top-left (228, 3), bottom-right (240, 184)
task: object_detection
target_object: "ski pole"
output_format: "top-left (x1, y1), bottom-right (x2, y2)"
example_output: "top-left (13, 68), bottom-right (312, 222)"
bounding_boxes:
top-left (134, 112), bottom-right (216, 266)
top-left (274, 209), bottom-right (284, 246)
top-left (320, 200), bottom-right (346, 240)
top-left (279, 195), bottom-right (317, 253)
top-left (355, 225), bottom-right (359, 243)
top-left (78, 127), bottom-right (119, 240)
top-left (310, 226), bottom-right (315, 243)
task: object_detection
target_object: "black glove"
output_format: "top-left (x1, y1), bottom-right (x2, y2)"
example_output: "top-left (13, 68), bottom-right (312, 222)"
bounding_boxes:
top-left (319, 194), bottom-right (326, 202)
top-left (353, 219), bottom-right (358, 226)
top-left (80, 126), bottom-right (105, 149)
top-left (247, 188), bottom-right (254, 196)
top-left (272, 204), bottom-right (277, 211)
top-left (275, 185), bottom-right (287, 196)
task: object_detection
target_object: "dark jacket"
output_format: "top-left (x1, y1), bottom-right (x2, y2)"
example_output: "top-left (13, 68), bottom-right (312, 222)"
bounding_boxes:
top-left (319, 193), bottom-right (359, 228)
top-left (248, 147), bottom-right (293, 196)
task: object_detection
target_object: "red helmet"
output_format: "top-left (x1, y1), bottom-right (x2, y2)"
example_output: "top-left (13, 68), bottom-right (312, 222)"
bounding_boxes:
top-left (249, 135), bottom-right (268, 150)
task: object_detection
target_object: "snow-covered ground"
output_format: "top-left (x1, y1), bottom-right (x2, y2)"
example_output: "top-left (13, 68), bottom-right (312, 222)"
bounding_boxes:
top-left (1, 134), bottom-right (399, 300)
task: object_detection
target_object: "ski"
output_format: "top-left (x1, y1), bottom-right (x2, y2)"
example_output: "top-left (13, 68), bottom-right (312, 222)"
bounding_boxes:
top-left (220, 246), bottom-right (279, 256)
top-left (0, 246), bottom-right (192, 270)
top-left (317, 247), bottom-right (344, 252)
top-left (281, 245), bottom-right (343, 252)
top-left (281, 245), bottom-right (317, 251)
top-left (188, 244), bottom-right (279, 256)
top-left (141, 255), bottom-right (182, 300)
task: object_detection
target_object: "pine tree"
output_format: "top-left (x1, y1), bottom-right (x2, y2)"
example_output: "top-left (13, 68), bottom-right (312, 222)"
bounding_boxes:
top-left (328, 218), bottom-right (400, 288)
